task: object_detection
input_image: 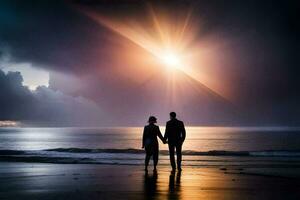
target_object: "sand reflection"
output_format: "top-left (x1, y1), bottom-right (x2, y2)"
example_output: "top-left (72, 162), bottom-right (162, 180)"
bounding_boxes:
top-left (144, 170), bottom-right (159, 199)
top-left (168, 171), bottom-right (182, 200)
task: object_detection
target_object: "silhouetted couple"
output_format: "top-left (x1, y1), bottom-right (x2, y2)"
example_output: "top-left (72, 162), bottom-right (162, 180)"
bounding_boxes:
top-left (142, 112), bottom-right (186, 172)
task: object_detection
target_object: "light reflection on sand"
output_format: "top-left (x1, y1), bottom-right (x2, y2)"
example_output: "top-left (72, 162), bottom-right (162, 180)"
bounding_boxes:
top-left (1, 163), bottom-right (300, 199)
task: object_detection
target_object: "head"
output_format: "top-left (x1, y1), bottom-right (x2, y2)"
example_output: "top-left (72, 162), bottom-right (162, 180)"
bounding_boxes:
top-left (148, 116), bottom-right (157, 124)
top-left (170, 112), bottom-right (176, 120)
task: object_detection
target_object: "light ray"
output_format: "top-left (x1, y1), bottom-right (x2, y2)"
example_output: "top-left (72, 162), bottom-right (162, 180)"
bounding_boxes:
top-left (76, 5), bottom-right (233, 104)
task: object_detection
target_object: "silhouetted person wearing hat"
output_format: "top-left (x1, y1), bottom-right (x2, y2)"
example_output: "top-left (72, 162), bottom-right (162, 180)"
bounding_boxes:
top-left (164, 112), bottom-right (186, 171)
top-left (142, 116), bottom-right (166, 171)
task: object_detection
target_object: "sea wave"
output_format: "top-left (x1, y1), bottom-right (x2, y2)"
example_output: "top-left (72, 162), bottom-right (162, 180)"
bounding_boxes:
top-left (46, 148), bottom-right (300, 157)
top-left (1, 148), bottom-right (300, 157)
top-left (1, 148), bottom-right (300, 165)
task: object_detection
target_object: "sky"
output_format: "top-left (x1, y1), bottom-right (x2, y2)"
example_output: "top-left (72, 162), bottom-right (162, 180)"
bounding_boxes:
top-left (0, 0), bottom-right (299, 126)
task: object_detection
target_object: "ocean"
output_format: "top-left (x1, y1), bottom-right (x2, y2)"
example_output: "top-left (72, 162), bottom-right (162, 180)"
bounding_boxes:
top-left (1, 127), bottom-right (300, 167)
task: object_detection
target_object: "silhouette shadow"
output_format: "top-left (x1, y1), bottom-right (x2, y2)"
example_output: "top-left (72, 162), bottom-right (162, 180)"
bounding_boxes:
top-left (143, 170), bottom-right (158, 199)
top-left (168, 171), bottom-right (182, 200)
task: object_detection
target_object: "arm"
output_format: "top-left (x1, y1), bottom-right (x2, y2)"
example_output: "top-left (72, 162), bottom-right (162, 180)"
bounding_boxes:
top-left (142, 127), bottom-right (146, 148)
top-left (164, 123), bottom-right (169, 142)
top-left (181, 122), bottom-right (186, 143)
top-left (157, 126), bottom-right (165, 143)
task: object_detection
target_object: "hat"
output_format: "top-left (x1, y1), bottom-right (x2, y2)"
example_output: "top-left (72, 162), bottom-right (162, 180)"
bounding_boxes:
top-left (148, 116), bottom-right (157, 123)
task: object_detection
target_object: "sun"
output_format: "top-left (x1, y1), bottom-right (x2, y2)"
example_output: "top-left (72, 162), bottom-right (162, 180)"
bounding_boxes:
top-left (161, 51), bottom-right (180, 68)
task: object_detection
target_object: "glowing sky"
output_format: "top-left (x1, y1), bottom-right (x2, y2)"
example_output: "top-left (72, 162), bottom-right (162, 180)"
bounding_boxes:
top-left (0, 0), bottom-right (298, 126)
top-left (78, 3), bottom-right (233, 103)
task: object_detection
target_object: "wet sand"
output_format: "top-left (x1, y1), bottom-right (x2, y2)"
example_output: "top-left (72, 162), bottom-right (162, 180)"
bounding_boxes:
top-left (0, 162), bottom-right (300, 200)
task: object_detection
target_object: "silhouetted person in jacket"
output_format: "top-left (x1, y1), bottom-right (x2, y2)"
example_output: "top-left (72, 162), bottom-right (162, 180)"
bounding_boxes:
top-left (142, 116), bottom-right (165, 171)
top-left (164, 112), bottom-right (186, 171)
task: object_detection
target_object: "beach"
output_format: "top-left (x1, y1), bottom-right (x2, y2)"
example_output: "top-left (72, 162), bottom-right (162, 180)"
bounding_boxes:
top-left (1, 162), bottom-right (300, 200)
top-left (1, 127), bottom-right (300, 199)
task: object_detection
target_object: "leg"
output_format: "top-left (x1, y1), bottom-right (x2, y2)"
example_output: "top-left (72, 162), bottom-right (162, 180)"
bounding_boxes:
top-left (176, 144), bottom-right (182, 170)
top-left (168, 144), bottom-right (176, 170)
top-left (145, 147), bottom-right (152, 170)
top-left (153, 146), bottom-right (159, 170)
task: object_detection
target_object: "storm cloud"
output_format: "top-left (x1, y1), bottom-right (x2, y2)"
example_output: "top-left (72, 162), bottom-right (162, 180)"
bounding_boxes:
top-left (0, 69), bottom-right (103, 126)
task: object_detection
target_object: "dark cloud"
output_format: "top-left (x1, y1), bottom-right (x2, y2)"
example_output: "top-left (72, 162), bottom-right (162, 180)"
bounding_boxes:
top-left (0, 69), bottom-right (103, 126)
top-left (0, 70), bottom-right (34, 120)
top-left (0, 0), bottom-right (114, 74)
